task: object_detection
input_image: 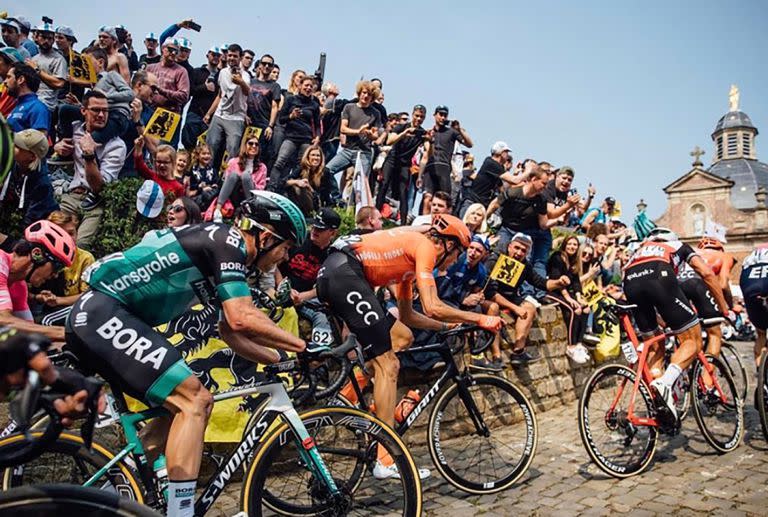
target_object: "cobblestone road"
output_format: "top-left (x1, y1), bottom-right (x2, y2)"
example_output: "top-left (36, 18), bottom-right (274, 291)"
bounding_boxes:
top-left (212, 341), bottom-right (768, 516)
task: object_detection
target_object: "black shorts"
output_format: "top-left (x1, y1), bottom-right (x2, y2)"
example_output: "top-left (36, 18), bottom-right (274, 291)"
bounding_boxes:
top-left (65, 290), bottom-right (194, 406)
top-left (623, 261), bottom-right (698, 336)
top-left (422, 163), bottom-right (452, 194)
top-left (680, 278), bottom-right (721, 326)
top-left (741, 265), bottom-right (768, 331)
top-left (316, 252), bottom-right (396, 361)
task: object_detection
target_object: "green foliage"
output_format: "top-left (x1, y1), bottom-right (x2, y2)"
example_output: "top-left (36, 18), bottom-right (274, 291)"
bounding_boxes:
top-left (90, 178), bottom-right (164, 258)
top-left (333, 206), bottom-right (357, 236)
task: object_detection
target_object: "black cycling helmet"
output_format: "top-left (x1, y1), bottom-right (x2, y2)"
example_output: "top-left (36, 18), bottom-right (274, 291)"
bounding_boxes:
top-left (239, 191), bottom-right (307, 247)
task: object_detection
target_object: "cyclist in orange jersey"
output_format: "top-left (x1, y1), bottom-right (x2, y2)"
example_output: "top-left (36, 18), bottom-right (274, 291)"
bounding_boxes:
top-left (316, 214), bottom-right (502, 480)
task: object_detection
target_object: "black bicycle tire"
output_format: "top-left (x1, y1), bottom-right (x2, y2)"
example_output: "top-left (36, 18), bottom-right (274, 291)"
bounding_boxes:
top-left (757, 350), bottom-right (768, 442)
top-left (0, 483), bottom-right (158, 516)
top-left (241, 406), bottom-right (422, 517)
top-left (720, 342), bottom-right (749, 402)
top-left (427, 374), bottom-right (537, 494)
top-left (578, 364), bottom-right (658, 478)
top-left (690, 355), bottom-right (744, 453)
top-left (0, 432), bottom-right (144, 502)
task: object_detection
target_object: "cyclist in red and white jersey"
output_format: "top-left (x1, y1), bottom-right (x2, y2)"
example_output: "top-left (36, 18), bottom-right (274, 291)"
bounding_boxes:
top-left (622, 228), bottom-right (728, 424)
top-left (0, 221), bottom-right (76, 342)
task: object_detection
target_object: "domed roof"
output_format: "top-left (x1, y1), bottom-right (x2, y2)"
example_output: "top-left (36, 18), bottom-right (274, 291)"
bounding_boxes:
top-left (713, 110), bottom-right (757, 135)
top-left (708, 158), bottom-right (768, 209)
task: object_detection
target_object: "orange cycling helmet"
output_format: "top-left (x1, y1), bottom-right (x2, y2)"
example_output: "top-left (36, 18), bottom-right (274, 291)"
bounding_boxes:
top-left (430, 214), bottom-right (471, 249)
top-left (698, 236), bottom-right (724, 250)
top-left (24, 220), bottom-right (76, 268)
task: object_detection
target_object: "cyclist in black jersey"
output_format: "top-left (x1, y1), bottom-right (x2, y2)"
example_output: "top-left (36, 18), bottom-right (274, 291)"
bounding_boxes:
top-left (65, 191), bottom-right (307, 517)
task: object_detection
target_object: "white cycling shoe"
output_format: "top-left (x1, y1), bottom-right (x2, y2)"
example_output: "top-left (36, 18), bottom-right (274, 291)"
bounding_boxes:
top-left (373, 461), bottom-right (431, 480)
top-left (650, 378), bottom-right (678, 424)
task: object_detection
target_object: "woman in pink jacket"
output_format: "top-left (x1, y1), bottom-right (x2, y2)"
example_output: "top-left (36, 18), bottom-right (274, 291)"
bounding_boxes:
top-left (213, 136), bottom-right (267, 221)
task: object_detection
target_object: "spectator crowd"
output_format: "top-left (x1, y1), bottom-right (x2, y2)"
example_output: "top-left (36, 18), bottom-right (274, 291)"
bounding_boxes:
top-left (1, 12), bottom-right (640, 370)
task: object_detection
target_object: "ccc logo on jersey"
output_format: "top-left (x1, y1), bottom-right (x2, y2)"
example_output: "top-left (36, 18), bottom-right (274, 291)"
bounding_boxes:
top-left (346, 291), bottom-right (380, 325)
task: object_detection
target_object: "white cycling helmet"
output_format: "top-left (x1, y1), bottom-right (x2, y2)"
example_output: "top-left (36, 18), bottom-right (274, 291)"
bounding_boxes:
top-left (646, 227), bottom-right (678, 243)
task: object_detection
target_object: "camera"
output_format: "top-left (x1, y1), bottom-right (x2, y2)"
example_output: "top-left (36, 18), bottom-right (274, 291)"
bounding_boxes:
top-left (42, 16), bottom-right (53, 24)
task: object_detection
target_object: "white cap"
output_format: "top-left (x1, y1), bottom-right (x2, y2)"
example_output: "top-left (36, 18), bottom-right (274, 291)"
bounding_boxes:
top-left (136, 180), bottom-right (165, 219)
top-left (491, 141), bottom-right (512, 155)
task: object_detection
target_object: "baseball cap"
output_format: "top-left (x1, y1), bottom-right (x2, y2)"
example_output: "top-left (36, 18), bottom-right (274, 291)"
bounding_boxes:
top-left (55, 25), bottom-right (77, 42)
top-left (0, 47), bottom-right (24, 64)
top-left (471, 234), bottom-right (491, 252)
top-left (145, 32), bottom-right (158, 41)
top-left (32, 22), bottom-right (55, 34)
top-left (604, 196), bottom-right (616, 205)
top-left (164, 38), bottom-right (182, 48)
top-left (178, 37), bottom-right (191, 50)
top-left (14, 129), bottom-right (49, 165)
top-left (0, 18), bottom-right (23, 33)
top-left (136, 180), bottom-right (165, 219)
top-left (557, 166), bottom-right (575, 177)
top-left (434, 105), bottom-right (449, 115)
top-left (309, 207), bottom-right (341, 230)
top-left (13, 16), bottom-right (31, 31)
top-left (98, 25), bottom-right (118, 40)
top-left (208, 46), bottom-right (222, 55)
top-left (510, 232), bottom-right (533, 248)
top-left (491, 141), bottom-right (512, 155)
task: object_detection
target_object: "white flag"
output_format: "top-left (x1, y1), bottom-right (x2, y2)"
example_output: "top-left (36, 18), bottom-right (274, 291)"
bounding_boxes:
top-left (351, 151), bottom-right (373, 215)
top-left (450, 141), bottom-right (464, 182)
top-left (704, 219), bottom-right (727, 243)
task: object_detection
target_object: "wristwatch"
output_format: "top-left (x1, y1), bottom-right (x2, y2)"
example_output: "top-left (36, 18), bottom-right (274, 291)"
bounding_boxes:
top-left (82, 153), bottom-right (96, 161)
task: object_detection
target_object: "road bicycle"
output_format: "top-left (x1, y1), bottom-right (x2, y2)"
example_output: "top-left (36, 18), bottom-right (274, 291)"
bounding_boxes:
top-left (756, 350), bottom-right (768, 441)
top-left (254, 301), bottom-right (538, 498)
top-left (0, 346), bottom-right (423, 516)
top-left (578, 303), bottom-right (744, 478)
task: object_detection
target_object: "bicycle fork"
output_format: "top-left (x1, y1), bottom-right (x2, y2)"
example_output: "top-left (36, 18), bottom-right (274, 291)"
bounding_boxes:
top-left (282, 408), bottom-right (341, 497)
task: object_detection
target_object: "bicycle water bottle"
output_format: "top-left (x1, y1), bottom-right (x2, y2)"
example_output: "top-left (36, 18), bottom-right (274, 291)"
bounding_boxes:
top-left (394, 390), bottom-right (421, 423)
top-left (153, 454), bottom-right (169, 503)
top-left (619, 341), bottom-right (638, 365)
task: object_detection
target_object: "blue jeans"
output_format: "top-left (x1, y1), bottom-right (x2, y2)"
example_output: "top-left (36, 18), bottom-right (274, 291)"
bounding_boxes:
top-left (181, 111), bottom-right (207, 151)
top-left (269, 140), bottom-right (311, 192)
top-left (521, 227), bottom-right (552, 299)
top-left (327, 147), bottom-right (372, 200)
top-left (206, 116), bottom-right (245, 171)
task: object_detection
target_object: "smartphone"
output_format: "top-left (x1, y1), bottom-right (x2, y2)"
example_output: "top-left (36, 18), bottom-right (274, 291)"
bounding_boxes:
top-left (569, 188), bottom-right (578, 195)
top-left (42, 16), bottom-right (54, 24)
top-left (188, 21), bottom-right (202, 32)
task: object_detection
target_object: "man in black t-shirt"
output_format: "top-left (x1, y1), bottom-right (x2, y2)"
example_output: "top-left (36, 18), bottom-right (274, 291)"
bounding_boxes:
top-left (460, 141), bottom-right (516, 217)
top-left (319, 82), bottom-right (349, 162)
top-left (138, 32), bottom-right (160, 70)
top-left (421, 105), bottom-right (473, 211)
top-left (247, 54), bottom-right (282, 161)
top-left (279, 208), bottom-right (341, 345)
top-left (181, 46), bottom-right (221, 150)
top-left (376, 104), bottom-right (427, 224)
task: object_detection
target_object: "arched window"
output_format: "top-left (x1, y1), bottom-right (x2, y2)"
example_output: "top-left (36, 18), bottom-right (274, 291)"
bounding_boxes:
top-left (690, 203), bottom-right (706, 236)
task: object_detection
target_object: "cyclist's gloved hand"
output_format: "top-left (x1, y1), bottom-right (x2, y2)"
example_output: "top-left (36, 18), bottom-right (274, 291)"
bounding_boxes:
top-left (275, 278), bottom-right (293, 307)
top-left (478, 315), bottom-right (503, 332)
top-left (0, 329), bottom-right (55, 396)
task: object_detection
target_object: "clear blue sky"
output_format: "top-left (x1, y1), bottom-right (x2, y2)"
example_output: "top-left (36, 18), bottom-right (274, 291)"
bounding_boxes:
top-left (21, 0), bottom-right (768, 218)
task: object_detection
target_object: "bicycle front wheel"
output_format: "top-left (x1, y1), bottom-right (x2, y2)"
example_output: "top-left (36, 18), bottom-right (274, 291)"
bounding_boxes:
top-left (0, 484), bottom-right (158, 516)
top-left (757, 350), bottom-right (768, 442)
top-left (690, 355), bottom-right (744, 453)
top-left (720, 342), bottom-right (749, 403)
top-left (241, 406), bottom-right (422, 517)
top-left (427, 374), bottom-right (537, 494)
top-left (0, 432), bottom-right (143, 502)
top-left (578, 364), bottom-right (658, 478)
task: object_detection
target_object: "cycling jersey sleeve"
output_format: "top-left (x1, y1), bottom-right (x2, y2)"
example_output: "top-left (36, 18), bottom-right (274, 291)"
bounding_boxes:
top-left (413, 238), bottom-right (438, 294)
top-left (675, 243), bottom-right (698, 265)
top-left (198, 224), bottom-right (252, 302)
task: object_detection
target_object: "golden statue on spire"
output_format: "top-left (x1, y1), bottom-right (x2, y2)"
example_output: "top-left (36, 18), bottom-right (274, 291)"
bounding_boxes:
top-left (729, 84), bottom-right (740, 112)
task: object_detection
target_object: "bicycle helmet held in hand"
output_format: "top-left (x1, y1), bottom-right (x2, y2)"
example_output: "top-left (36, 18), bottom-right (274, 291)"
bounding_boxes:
top-left (646, 227), bottom-right (678, 243)
top-left (24, 220), bottom-right (76, 268)
top-left (698, 236), bottom-right (724, 250)
top-left (239, 191), bottom-right (307, 246)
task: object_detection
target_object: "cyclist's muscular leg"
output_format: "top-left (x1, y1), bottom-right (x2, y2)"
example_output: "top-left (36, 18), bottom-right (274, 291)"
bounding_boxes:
top-left (705, 324), bottom-right (723, 357)
top-left (756, 328), bottom-right (767, 367)
top-left (162, 375), bottom-right (214, 479)
top-left (369, 350), bottom-right (400, 428)
top-left (670, 324), bottom-right (704, 370)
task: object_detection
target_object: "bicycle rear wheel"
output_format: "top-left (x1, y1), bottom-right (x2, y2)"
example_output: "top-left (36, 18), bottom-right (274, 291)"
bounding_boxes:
top-left (757, 350), bottom-right (768, 442)
top-left (0, 432), bottom-right (143, 502)
top-left (242, 406), bottom-right (421, 516)
top-left (427, 374), bottom-right (537, 494)
top-left (578, 364), bottom-right (658, 478)
top-left (0, 484), bottom-right (158, 516)
top-left (720, 342), bottom-right (749, 402)
top-left (690, 355), bottom-right (744, 453)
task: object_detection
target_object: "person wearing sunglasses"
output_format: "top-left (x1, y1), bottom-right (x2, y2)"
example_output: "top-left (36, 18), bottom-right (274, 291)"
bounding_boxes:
top-left (0, 220), bottom-right (75, 343)
top-left (146, 38), bottom-right (190, 147)
top-left (213, 137), bottom-right (267, 222)
top-left (244, 53), bottom-right (282, 163)
top-left (166, 197), bottom-right (202, 228)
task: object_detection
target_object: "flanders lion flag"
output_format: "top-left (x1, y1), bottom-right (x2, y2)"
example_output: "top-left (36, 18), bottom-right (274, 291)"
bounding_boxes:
top-left (128, 304), bottom-right (299, 442)
top-left (144, 108), bottom-right (181, 143)
top-left (69, 49), bottom-right (97, 85)
top-left (489, 254), bottom-right (525, 288)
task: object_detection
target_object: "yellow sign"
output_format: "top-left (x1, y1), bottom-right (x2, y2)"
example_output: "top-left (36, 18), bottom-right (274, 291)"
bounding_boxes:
top-left (489, 254), bottom-right (525, 288)
top-left (196, 130), bottom-right (208, 148)
top-left (582, 280), bottom-right (603, 306)
top-left (240, 126), bottom-right (263, 147)
top-left (219, 150), bottom-right (230, 172)
top-left (69, 50), bottom-right (97, 85)
top-left (144, 108), bottom-right (181, 142)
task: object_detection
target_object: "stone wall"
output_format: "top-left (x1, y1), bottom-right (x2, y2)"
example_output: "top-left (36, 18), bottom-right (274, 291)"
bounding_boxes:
top-left (396, 305), bottom-right (596, 445)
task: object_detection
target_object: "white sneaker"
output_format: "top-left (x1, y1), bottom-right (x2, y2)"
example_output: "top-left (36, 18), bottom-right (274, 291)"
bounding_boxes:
top-left (212, 208), bottom-right (223, 223)
top-left (576, 344), bottom-right (591, 363)
top-left (373, 461), bottom-right (430, 480)
top-left (650, 379), bottom-right (678, 423)
top-left (566, 345), bottom-right (588, 364)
